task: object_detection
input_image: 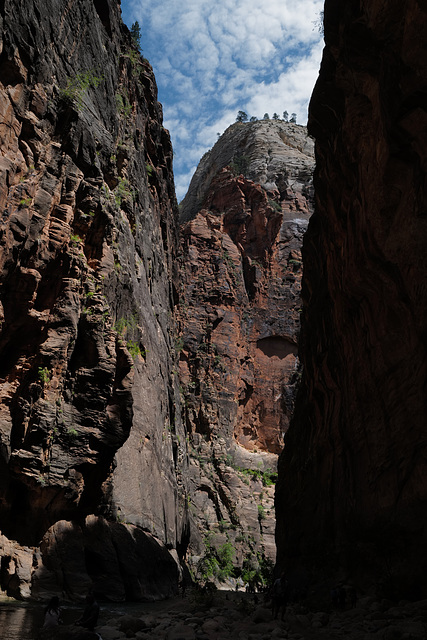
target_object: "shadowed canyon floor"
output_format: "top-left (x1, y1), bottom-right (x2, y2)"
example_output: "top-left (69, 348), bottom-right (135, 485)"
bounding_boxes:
top-left (31, 591), bottom-right (427, 640)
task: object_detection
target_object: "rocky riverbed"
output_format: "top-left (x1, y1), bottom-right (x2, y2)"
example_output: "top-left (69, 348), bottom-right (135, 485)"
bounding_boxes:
top-left (36, 590), bottom-right (427, 640)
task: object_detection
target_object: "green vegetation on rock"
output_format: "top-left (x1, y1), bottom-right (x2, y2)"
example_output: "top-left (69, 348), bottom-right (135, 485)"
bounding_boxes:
top-left (59, 70), bottom-right (103, 110)
top-left (197, 537), bottom-right (235, 583)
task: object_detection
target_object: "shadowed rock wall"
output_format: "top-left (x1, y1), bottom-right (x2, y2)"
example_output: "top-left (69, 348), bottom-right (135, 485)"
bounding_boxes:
top-left (0, 0), bottom-right (187, 600)
top-left (276, 0), bottom-right (427, 597)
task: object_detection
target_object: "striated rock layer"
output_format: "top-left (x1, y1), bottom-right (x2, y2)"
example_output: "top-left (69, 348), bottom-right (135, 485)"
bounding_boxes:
top-left (179, 121), bottom-right (314, 576)
top-left (276, 0), bottom-right (427, 596)
top-left (0, 0), bottom-right (187, 599)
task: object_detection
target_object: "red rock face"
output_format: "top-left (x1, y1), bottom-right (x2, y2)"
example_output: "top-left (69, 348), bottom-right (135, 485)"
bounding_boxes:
top-left (181, 174), bottom-right (297, 455)
top-left (276, 0), bottom-right (427, 596)
top-left (178, 123), bottom-right (314, 573)
top-left (0, 0), bottom-right (187, 598)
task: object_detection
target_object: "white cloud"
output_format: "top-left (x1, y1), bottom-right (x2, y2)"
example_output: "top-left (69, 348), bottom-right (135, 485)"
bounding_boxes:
top-left (174, 165), bottom-right (198, 201)
top-left (246, 42), bottom-right (324, 123)
top-left (122, 0), bottom-right (324, 201)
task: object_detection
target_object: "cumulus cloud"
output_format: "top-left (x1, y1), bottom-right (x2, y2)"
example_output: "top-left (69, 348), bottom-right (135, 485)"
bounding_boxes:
top-left (246, 42), bottom-right (324, 121)
top-left (122, 0), bottom-right (324, 200)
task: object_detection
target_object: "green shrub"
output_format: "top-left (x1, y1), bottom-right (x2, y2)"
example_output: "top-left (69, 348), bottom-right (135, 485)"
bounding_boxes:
top-left (241, 552), bottom-right (274, 590)
top-left (235, 466), bottom-right (277, 486)
top-left (125, 48), bottom-right (140, 68)
top-left (114, 313), bottom-right (138, 337)
top-left (38, 367), bottom-right (50, 386)
top-left (262, 469), bottom-right (278, 486)
top-left (268, 198), bottom-right (282, 213)
top-left (38, 474), bottom-right (47, 487)
top-left (59, 70), bottom-right (103, 110)
top-left (114, 177), bottom-right (134, 207)
top-left (229, 154), bottom-right (249, 177)
top-left (197, 538), bottom-right (235, 583)
top-left (127, 340), bottom-right (145, 360)
top-left (222, 249), bottom-right (237, 279)
top-left (175, 336), bottom-right (184, 352)
top-left (114, 318), bottom-right (127, 335)
top-left (70, 234), bottom-right (82, 245)
top-left (115, 92), bottom-right (132, 118)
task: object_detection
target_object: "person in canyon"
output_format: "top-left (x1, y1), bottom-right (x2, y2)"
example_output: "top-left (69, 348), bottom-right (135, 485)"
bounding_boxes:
top-left (332, 585), bottom-right (346, 609)
top-left (76, 593), bottom-right (100, 631)
top-left (271, 571), bottom-right (288, 620)
top-left (179, 577), bottom-right (187, 598)
top-left (42, 596), bottom-right (62, 628)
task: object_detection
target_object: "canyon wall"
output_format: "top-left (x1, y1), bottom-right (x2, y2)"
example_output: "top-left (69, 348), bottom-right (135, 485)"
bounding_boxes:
top-left (276, 0), bottom-right (427, 597)
top-left (179, 121), bottom-right (314, 580)
top-left (0, 0), bottom-right (187, 600)
top-left (0, 0), bottom-right (318, 598)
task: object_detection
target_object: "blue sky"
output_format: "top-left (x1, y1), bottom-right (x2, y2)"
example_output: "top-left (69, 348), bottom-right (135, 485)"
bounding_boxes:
top-left (121, 0), bottom-right (324, 201)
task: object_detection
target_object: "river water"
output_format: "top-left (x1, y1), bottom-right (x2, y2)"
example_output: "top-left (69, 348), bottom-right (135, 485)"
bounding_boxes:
top-left (0, 601), bottom-right (88, 640)
top-left (0, 598), bottom-right (175, 640)
top-left (0, 601), bottom-right (48, 640)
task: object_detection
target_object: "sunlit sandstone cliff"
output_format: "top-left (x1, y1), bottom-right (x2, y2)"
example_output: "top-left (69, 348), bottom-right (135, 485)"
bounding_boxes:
top-left (179, 121), bottom-right (314, 576)
top-left (276, 0), bottom-right (427, 597)
top-left (0, 0), bottom-right (187, 600)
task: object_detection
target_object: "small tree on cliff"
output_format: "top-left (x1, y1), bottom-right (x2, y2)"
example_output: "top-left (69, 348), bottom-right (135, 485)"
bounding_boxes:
top-left (130, 21), bottom-right (142, 49)
top-left (283, 110), bottom-right (289, 122)
top-left (236, 110), bottom-right (248, 122)
top-left (272, 112), bottom-right (279, 120)
top-left (290, 113), bottom-right (297, 123)
top-left (263, 113), bottom-right (270, 119)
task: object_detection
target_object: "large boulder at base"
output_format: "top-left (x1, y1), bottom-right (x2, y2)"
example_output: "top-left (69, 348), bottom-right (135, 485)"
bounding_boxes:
top-left (29, 517), bottom-right (180, 601)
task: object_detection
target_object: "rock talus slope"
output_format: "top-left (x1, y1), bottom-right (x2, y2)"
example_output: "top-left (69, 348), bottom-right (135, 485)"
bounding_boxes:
top-left (276, 0), bottom-right (427, 596)
top-left (0, 0), bottom-right (187, 600)
top-left (179, 121), bottom-right (314, 576)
